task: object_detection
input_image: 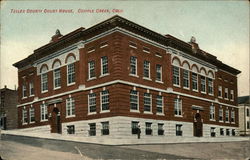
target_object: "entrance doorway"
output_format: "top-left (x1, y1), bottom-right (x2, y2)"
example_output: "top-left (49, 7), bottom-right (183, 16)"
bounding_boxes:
top-left (193, 113), bottom-right (203, 137)
top-left (50, 107), bottom-right (61, 133)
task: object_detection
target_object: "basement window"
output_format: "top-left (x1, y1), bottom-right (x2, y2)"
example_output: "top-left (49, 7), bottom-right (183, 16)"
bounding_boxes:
top-left (67, 125), bottom-right (75, 134)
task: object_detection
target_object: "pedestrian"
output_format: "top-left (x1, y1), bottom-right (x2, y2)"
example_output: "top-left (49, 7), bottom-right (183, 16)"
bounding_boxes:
top-left (137, 125), bottom-right (141, 139)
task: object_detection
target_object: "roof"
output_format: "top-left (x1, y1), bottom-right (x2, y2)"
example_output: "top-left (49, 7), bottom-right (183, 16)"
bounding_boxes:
top-left (238, 96), bottom-right (250, 104)
top-left (13, 15), bottom-right (241, 75)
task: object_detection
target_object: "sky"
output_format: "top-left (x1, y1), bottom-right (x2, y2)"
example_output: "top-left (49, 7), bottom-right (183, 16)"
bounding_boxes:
top-left (0, 1), bottom-right (249, 96)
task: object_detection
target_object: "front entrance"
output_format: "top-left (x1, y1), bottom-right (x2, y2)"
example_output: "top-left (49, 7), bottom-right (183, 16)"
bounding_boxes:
top-left (193, 113), bottom-right (203, 137)
top-left (50, 107), bottom-right (61, 133)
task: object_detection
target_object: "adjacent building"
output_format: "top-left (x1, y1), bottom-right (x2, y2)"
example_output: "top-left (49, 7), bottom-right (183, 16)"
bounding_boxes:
top-left (0, 86), bottom-right (18, 130)
top-left (238, 96), bottom-right (250, 136)
top-left (13, 15), bottom-right (240, 139)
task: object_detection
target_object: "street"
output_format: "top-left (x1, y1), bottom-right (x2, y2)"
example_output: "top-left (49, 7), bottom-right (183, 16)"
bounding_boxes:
top-left (0, 134), bottom-right (250, 160)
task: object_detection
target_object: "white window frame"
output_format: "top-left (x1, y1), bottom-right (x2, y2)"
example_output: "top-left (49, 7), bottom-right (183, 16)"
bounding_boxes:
top-left (183, 69), bottom-right (189, 89)
top-left (174, 98), bottom-right (182, 117)
top-left (156, 95), bottom-right (164, 115)
top-left (29, 82), bottom-right (34, 96)
top-left (40, 103), bottom-right (48, 121)
top-left (219, 108), bottom-right (223, 122)
top-left (130, 90), bottom-right (139, 112)
top-left (143, 60), bottom-right (151, 80)
top-left (156, 64), bottom-right (162, 82)
top-left (143, 93), bottom-right (152, 113)
top-left (22, 107), bottom-right (28, 125)
top-left (208, 78), bottom-right (214, 95)
top-left (225, 88), bottom-right (229, 100)
top-left (88, 61), bottom-right (96, 80)
top-left (210, 104), bottom-right (215, 121)
top-left (200, 76), bottom-right (206, 93)
top-left (231, 110), bottom-right (235, 123)
top-left (66, 97), bottom-right (75, 117)
top-left (22, 84), bottom-right (27, 98)
top-left (101, 56), bottom-right (109, 76)
top-left (100, 90), bottom-right (109, 112)
top-left (41, 73), bottom-right (48, 93)
top-left (67, 63), bottom-right (75, 85)
top-left (192, 73), bottom-right (198, 91)
top-left (173, 66), bottom-right (180, 87)
top-left (130, 56), bottom-right (138, 77)
top-left (29, 107), bottom-right (35, 123)
top-left (225, 109), bottom-right (229, 122)
top-left (88, 93), bottom-right (96, 114)
top-left (218, 86), bottom-right (222, 98)
top-left (230, 90), bottom-right (234, 101)
top-left (53, 68), bottom-right (61, 89)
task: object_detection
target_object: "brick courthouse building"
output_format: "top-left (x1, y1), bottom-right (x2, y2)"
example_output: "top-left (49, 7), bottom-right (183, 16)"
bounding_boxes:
top-left (13, 15), bottom-right (240, 139)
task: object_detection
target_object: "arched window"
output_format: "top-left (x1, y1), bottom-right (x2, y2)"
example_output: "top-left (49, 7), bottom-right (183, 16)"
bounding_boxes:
top-left (66, 55), bottom-right (76, 85)
top-left (40, 65), bottom-right (48, 92)
top-left (52, 60), bottom-right (61, 89)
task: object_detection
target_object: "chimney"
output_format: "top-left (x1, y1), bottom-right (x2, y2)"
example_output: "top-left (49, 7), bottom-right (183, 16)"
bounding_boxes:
top-left (4, 85), bottom-right (7, 88)
top-left (189, 36), bottom-right (199, 54)
top-left (50, 29), bottom-right (63, 43)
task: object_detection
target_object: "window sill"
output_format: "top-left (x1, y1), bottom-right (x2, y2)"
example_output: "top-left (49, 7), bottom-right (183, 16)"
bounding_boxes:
top-left (183, 87), bottom-right (190, 90)
top-left (87, 77), bottom-right (97, 81)
top-left (156, 113), bottom-right (165, 116)
top-left (173, 84), bottom-right (180, 88)
top-left (99, 73), bottom-right (110, 78)
top-left (230, 99), bottom-right (234, 102)
top-left (143, 50), bottom-right (150, 54)
top-left (130, 109), bottom-right (140, 113)
top-left (218, 96), bottom-right (223, 99)
top-left (88, 112), bottom-right (97, 115)
top-left (29, 95), bottom-right (35, 97)
top-left (174, 115), bottom-right (183, 117)
top-left (143, 77), bottom-right (152, 81)
top-left (66, 115), bottom-right (76, 118)
top-left (41, 90), bottom-right (48, 94)
top-left (129, 74), bottom-right (139, 78)
top-left (219, 120), bottom-right (224, 123)
top-left (155, 80), bottom-right (163, 84)
top-left (22, 123), bottom-right (28, 125)
top-left (231, 122), bottom-right (235, 124)
top-left (22, 97), bottom-right (27, 100)
top-left (30, 122), bottom-right (35, 124)
top-left (209, 94), bottom-right (214, 96)
top-left (192, 89), bottom-right (199, 93)
top-left (210, 119), bottom-right (216, 121)
top-left (40, 119), bottom-right (48, 122)
top-left (100, 110), bottom-right (110, 113)
top-left (67, 82), bottom-right (76, 87)
top-left (225, 121), bottom-right (230, 123)
top-left (225, 98), bottom-right (229, 100)
top-left (129, 45), bottom-right (137, 49)
top-left (100, 44), bottom-right (108, 48)
top-left (54, 87), bottom-right (61, 90)
top-left (143, 111), bottom-right (153, 114)
top-left (201, 91), bottom-right (206, 94)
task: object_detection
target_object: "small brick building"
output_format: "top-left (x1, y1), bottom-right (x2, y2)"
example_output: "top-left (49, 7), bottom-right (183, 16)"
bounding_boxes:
top-left (0, 86), bottom-right (18, 130)
top-left (13, 15), bottom-right (240, 139)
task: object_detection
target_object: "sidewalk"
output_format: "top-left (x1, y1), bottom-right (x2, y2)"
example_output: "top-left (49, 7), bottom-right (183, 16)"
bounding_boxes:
top-left (1, 129), bottom-right (249, 145)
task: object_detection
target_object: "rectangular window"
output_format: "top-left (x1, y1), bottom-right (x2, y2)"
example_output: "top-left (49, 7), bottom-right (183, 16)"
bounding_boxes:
top-left (218, 86), bottom-right (222, 97)
top-left (101, 90), bottom-right (109, 111)
top-left (66, 97), bottom-right (75, 117)
top-left (226, 129), bottom-right (230, 136)
top-left (145, 122), bottom-right (152, 135)
top-left (89, 123), bottom-right (96, 136)
top-left (88, 93), bottom-right (96, 113)
top-left (219, 108), bottom-right (223, 122)
top-left (143, 47), bottom-right (150, 53)
top-left (101, 121), bottom-right (109, 135)
top-left (143, 61), bottom-right (150, 78)
top-left (40, 104), bottom-right (48, 121)
top-left (41, 73), bottom-right (48, 92)
top-left (183, 69), bottom-right (189, 88)
top-left (225, 109), bottom-right (229, 122)
top-left (22, 84), bottom-right (27, 98)
top-left (131, 121), bottom-right (139, 134)
top-left (67, 63), bottom-right (75, 84)
top-left (22, 108), bottom-right (28, 124)
top-left (201, 76), bottom-right (206, 93)
top-left (173, 66), bottom-right (180, 86)
top-left (208, 78), bottom-right (213, 95)
top-left (156, 95), bottom-right (163, 114)
top-left (29, 82), bottom-right (34, 96)
top-left (174, 98), bottom-right (182, 116)
top-left (210, 105), bottom-right (215, 120)
top-left (230, 90), bottom-right (234, 101)
top-left (231, 110), bottom-right (235, 123)
top-left (54, 68), bottom-right (61, 89)
top-left (192, 73), bottom-right (198, 91)
top-left (144, 93), bottom-right (151, 112)
top-left (220, 128), bottom-right (224, 136)
top-left (88, 61), bottom-right (95, 79)
top-left (210, 127), bottom-right (216, 137)
top-left (225, 88), bottom-right (228, 99)
top-left (130, 56), bottom-right (137, 75)
top-left (156, 64), bottom-right (162, 82)
top-left (176, 124), bottom-right (182, 136)
top-left (247, 108), bottom-right (249, 117)
top-left (158, 123), bottom-right (164, 135)
top-left (67, 125), bottom-right (75, 134)
top-left (247, 121), bottom-right (250, 129)
top-left (100, 41), bottom-right (108, 48)
top-left (232, 129), bottom-right (235, 136)
top-left (130, 90), bottom-right (138, 110)
top-left (30, 107), bottom-right (35, 123)
top-left (101, 56), bottom-right (108, 75)
top-left (129, 41), bottom-right (137, 49)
